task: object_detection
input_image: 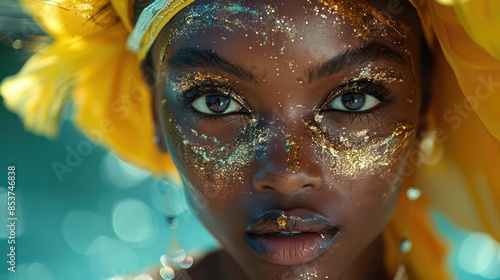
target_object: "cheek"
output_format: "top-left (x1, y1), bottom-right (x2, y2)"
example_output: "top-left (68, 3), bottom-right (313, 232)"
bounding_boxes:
top-left (307, 121), bottom-right (416, 193)
top-left (162, 110), bottom-right (273, 198)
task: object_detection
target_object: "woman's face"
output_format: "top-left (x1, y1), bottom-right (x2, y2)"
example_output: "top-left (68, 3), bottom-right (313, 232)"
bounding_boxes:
top-left (151, 0), bottom-right (423, 278)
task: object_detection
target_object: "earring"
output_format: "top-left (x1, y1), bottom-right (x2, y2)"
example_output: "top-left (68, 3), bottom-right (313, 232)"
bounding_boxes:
top-left (153, 135), bottom-right (160, 144)
top-left (419, 130), bottom-right (443, 166)
top-left (394, 185), bottom-right (421, 280)
top-left (406, 185), bottom-right (421, 201)
top-left (157, 179), bottom-right (193, 280)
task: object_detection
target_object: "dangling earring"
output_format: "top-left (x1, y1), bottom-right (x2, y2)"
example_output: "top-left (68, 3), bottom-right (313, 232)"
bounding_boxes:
top-left (157, 179), bottom-right (193, 280)
top-left (394, 185), bottom-right (421, 280)
top-left (153, 135), bottom-right (161, 144)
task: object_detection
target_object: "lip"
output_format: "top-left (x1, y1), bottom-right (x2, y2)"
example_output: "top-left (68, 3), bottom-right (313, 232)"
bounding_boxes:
top-left (244, 209), bottom-right (340, 265)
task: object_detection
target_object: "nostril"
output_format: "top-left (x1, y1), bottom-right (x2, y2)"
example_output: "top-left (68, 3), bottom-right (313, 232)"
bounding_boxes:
top-left (302, 184), bottom-right (314, 189)
top-left (261, 185), bottom-right (274, 192)
top-left (254, 177), bottom-right (321, 194)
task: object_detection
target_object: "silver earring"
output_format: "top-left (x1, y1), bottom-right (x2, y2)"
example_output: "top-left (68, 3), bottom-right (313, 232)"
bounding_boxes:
top-left (153, 135), bottom-right (160, 144)
top-left (158, 179), bottom-right (193, 280)
top-left (394, 185), bottom-right (422, 280)
top-left (406, 185), bottom-right (421, 201)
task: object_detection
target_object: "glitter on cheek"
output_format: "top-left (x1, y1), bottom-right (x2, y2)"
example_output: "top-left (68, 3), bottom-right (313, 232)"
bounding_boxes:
top-left (306, 120), bottom-right (415, 180)
top-left (167, 116), bottom-right (274, 198)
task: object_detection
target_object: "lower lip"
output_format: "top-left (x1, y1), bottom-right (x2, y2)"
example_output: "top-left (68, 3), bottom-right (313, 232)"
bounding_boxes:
top-left (244, 229), bottom-right (339, 265)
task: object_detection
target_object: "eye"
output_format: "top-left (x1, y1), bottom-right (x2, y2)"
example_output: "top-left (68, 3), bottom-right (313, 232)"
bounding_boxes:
top-left (321, 80), bottom-right (395, 113)
top-left (329, 92), bottom-right (381, 112)
top-left (192, 94), bottom-right (243, 114)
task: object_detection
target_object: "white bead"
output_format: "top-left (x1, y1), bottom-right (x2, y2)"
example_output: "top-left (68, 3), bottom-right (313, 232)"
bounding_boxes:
top-left (406, 186), bottom-right (421, 201)
top-left (400, 238), bottom-right (412, 254)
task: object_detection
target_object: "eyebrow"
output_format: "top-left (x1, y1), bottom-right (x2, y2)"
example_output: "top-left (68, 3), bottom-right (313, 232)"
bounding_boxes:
top-left (307, 41), bottom-right (407, 83)
top-left (167, 41), bottom-right (406, 84)
top-left (167, 48), bottom-right (258, 83)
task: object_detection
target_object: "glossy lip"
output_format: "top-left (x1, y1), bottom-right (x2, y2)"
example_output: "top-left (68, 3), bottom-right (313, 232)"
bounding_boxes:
top-left (244, 209), bottom-right (340, 265)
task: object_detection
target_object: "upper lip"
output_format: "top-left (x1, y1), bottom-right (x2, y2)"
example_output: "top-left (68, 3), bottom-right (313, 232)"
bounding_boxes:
top-left (246, 209), bottom-right (336, 234)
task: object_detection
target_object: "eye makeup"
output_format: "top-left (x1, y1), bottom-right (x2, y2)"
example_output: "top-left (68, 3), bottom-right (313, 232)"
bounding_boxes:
top-left (169, 71), bottom-right (251, 121)
top-left (351, 63), bottom-right (405, 84)
top-left (312, 0), bottom-right (416, 93)
top-left (316, 63), bottom-right (405, 122)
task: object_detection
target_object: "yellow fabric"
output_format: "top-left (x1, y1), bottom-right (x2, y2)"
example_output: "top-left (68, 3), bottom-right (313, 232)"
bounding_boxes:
top-left (1, 0), bottom-right (179, 174)
top-left (135, 0), bottom-right (196, 60)
top-left (1, 0), bottom-right (499, 279)
top-left (385, 0), bottom-right (500, 278)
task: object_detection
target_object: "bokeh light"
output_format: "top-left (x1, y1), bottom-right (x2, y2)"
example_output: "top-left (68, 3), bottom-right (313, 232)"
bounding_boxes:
top-left (99, 152), bottom-right (150, 190)
top-left (62, 210), bottom-right (106, 254)
top-left (7, 262), bottom-right (54, 280)
top-left (112, 199), bottom-right (155, 244)
top-left (457, 232), bottom-right (500, 279)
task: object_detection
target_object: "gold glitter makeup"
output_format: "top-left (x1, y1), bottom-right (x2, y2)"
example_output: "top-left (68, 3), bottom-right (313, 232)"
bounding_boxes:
top-left (285, 133), bottom-right (301, 171)
top-left (277, 213), bottom-right (287, 230)
top-left (314, 0), bottom-right (417, 96)
top-left (316, 0), bottom-right (410, 47)
top-left (354, 64), bottom-right (405, 84)
top-left (170, 71), bottom-right (252, 113)
top-left (165, 1), bottom-right (298, 49)
top-left (172, 72), bottom-right (229, 93)
top-left (306, 120), bottom-right (415, 179)
top-left (168, 116), bottom-right (275, 198)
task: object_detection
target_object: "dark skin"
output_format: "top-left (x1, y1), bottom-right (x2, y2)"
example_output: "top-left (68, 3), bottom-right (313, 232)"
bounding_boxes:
top-left (146, 0), bottom-right (425, 279)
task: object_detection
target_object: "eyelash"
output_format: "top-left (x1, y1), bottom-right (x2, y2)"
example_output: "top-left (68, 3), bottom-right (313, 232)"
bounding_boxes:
top-left (319, 79), bottom-right (398, 122)
top-left (176, 80), bottom-right (250, 122)
top-left (176, 78), bottom-right (397, 123)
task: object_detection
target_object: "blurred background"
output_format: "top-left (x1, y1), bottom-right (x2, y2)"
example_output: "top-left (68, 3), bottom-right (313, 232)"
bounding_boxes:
top-left (1, 0), bottom-right (500, 279)
top-left (0, 1), bottom-right (217, 279)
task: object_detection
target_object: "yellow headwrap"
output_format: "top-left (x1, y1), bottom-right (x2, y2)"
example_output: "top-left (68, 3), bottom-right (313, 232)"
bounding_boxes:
top-left (1, 0), bottom-right (499, 279)
top-left (0, 0), bottom-right (193, 175)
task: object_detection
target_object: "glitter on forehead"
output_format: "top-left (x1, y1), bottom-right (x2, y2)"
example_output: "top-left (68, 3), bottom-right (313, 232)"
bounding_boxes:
top-left (165, 1), bottom-right (298, 47)
top-left (307, 120), bottom-right (415, 179)
top-left (316, 0), bottom-right (409, 43)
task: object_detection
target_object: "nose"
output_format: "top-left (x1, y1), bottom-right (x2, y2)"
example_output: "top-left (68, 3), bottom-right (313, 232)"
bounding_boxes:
top-left (252, 128), bottom-right (324, 194)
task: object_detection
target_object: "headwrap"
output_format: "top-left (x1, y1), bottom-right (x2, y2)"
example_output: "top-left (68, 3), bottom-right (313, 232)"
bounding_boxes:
top-left (1, 0), bottom-right (499, 279)
top-left (0, 0), bottom-right (193, 174)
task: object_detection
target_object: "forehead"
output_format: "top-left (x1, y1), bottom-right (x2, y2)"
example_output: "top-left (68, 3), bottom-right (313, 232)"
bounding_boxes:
top-left (162, 0), bottom-right (419, 40)
top-left (155, 0), bottom-right (422, 73)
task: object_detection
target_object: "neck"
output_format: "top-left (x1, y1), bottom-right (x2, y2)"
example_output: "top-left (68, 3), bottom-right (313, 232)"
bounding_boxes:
top-left (341, 235), bottom-right (388, 280)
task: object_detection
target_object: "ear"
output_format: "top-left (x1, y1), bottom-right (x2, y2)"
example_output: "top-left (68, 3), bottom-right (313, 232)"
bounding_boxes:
top-left (152, 95), bottom-right (169, 153)
top-left (416, 42), bottom-right (434, 142)
top-left (143, 53), bottom-right (169, 153)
